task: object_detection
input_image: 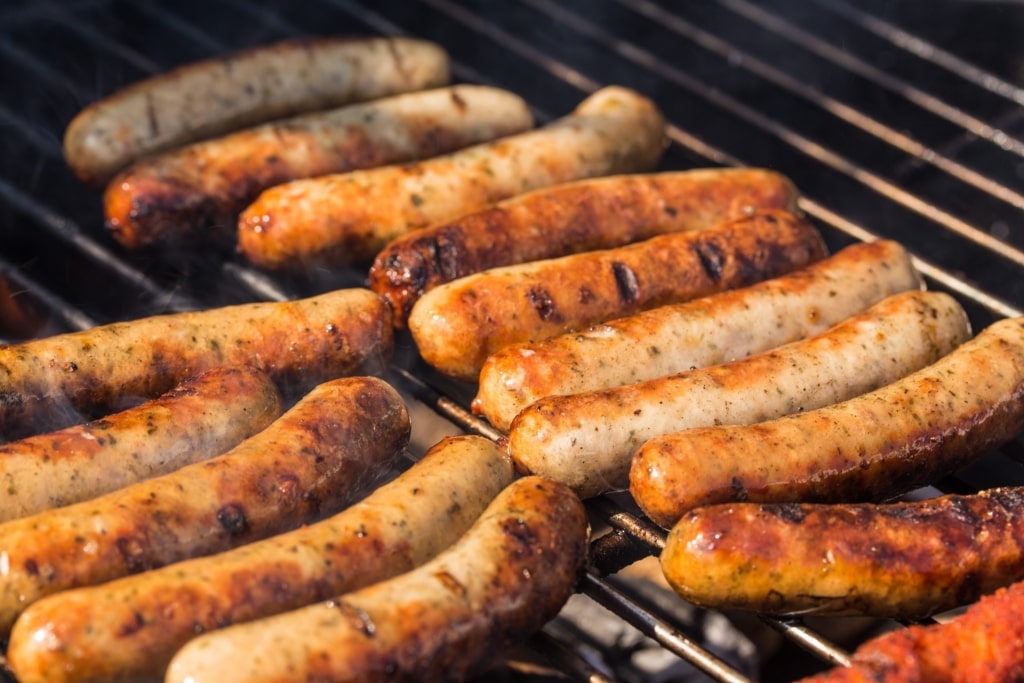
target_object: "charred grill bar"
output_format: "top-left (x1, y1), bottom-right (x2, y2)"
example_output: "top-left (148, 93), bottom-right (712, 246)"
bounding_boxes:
top-left (0, 0), bottom-right (1023, 681)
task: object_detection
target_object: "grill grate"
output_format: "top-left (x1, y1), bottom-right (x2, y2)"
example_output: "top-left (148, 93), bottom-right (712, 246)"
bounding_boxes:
top-left (0, 1), bottom-right (1022, 681)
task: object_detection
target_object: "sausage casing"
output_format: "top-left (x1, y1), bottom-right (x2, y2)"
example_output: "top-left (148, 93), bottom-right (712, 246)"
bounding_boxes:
top-left (6, 435), bottom-right (511, 683)
top-left (630, 316), bottom-right (1024, 528)
top-left (237, 85), bottom-right (666, 269)
top-left (509, 290), bottom-right (970, 499)
top-left (64, 37), bottom-right (451, 186)
top-left (104, 85), bottom-right (533, 250)
top-left (0, 376), bottom-right (410, 633)
top-left (368, 168), bottom-right (800, 326)
top-left (0, 366), bottom-right (282, 523)
top-left (474, 239), bottom-right (923, 431)
top-left (410, 208), bottom-right (828, 382)
top-left (163, 475), bottom-right (589, 683)
top-left (662, 487), bottom-right (1024, 618)
top-left (0, 287), bottom-right (391, 440)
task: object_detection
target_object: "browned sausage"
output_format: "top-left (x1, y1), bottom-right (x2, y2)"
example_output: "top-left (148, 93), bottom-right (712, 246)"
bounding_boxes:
top-left (368, 168), bottom-right (800, 326)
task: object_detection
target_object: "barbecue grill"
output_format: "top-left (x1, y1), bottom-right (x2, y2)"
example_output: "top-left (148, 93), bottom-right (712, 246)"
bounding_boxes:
top-left (1, 1), bottom-right (1023, 681)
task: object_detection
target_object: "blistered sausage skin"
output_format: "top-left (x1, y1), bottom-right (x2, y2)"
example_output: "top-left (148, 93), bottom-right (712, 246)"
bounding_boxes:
top-left (662, 487), bottom-right (1024, 620)
top-left (474, 240), bottom-right (923, 431)
top-left (0, 366), bottom-right (282, 523)
top-left (65, 37), bottom-right (451, 186)
top-left (509, 291), bottom-right (970, 499)
top-left (237, 85), bottom-right (666, 270)
top-left (7, 435), bottom-right (511, 683)
top-left (104, 85), bottom-right (533, 250)
top-left (0, 288), bottom-right (391, 441)
top-left (0, 376), bottom-right (410, 634)
top-left (368, 168), bottom-right (799, 326)
top-left (630, 316), bottom-right (1024, 528)
top-left (410, 209), bottom-right (828, 382)
top-left (164, 475), bottom-right (588, 683)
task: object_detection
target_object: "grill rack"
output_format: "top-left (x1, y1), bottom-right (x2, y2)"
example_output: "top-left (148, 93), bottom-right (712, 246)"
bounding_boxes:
top-left (1, 1), bottom-right (1023, 681)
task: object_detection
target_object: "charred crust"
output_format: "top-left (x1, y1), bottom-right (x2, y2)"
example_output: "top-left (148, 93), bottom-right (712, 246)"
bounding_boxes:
top-left (216, 503), bottom-right (250, 537)
top-left (527, 287), bottom-right (561, 322)
top-left (611, 261), bottom-right (640, 305)
top-left (767, 502), bottom-right (807, 524)
top-left (117, 611), bottom-right (147, 637)
top-left (694, 242), bottom-right (726, 282)
top-left (116, 536), bottom-right (151, 574)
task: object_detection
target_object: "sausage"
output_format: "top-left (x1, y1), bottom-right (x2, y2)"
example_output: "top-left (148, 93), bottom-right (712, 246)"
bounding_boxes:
top-left (104, 85), bottom-right (534, 250)
top-left (795, 579), bottom-right (1024, 683)
top-left (6, 435), bottom-right (511, 683)
top-left (237, 85), bottom-right (667, 270)
top-left (368, 168), bottom-right (800, 327)
top-left (409, 209), bottom-right (828, 382)
top-left (0, 287), bottom-right (392, 440)
top-left (661, 487), bottom-right (1024, 620)
top-left (163, 475), bottom-right (589, 683)
top-left (0, 366), bottom-right (282, 523)
top-left (630, 315), bottom-right (1024, 528)
top-left (64, 36), bottom-right (451, 186)
top-left (0, 375), bottom-right (410, 634)
top-left (474, 239), bottom-right (923, 431)
top-left (509, 290), bottom-right (970, 499)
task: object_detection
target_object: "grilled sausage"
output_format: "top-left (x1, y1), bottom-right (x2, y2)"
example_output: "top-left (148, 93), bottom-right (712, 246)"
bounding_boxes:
top-left (630, 315), bottom-right (1024, 528)
top-left (0, 375), bottom-right (410, 634)
top-left (237, 85), bottom-right (666, 270)
top-left (368, 168), bottom-right (800, 326)
top-left (104, 85), bottom-right (533, 250)
top-left (661, 487), bottom-right (1024, 619)
top-left (64, 37), bottom-right (451, 186)
top-left (410, 209), bottom-right (828, 382)
top-left (6, 435), bottom-right (511, 683)
top-left (0, 366), bottom-right (282, 523)
top-left (163, 475), bottom-right (589, 683)
top-left (795, 579), bottom-right (1024, 682)
top-left (0, 287), bottom-right (391, 440)
top-left (509, 291), bottom-right (970, 499)
top-left (474, 239), bottom-right (923, 431)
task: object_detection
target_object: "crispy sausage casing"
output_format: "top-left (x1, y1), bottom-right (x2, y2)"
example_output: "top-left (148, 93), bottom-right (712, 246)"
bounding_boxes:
top-left (509, 291), bottom-right (970, 499)
top-left (164, 476), bottom-right (589, 683)
top-left (662, 488), bottom-right (1024, 619)
top-left (368, 168), bottom-right (799, 326)
top-left (237, 85), bottom-right (666, 270)
top-left (0, 287), bottom-right (391, 440)
top-left (104, 85), bottom-right (534, 250)
top-left (65, 37), bottom-right (451, 186)
top-left (0, 376), bottom-right (410, 634)
top-left (410, 208), bottom-right (828, 382)
top-left (630, 316), bottom-right (1024, 528)
top-left (0, 366), bottom-right (282, 523)
top-left (7, 435), bottom-right (511, 683)
top-left (474, 239), bottom-right (923, 431)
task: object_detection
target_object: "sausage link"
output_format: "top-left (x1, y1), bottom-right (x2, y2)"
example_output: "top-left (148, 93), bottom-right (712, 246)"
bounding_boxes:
top-left (0, 366), bottom-right (282, 523)
top-left (509, 291), bottom-right (970, 499)
top-left (104, 85), bottom-right (533, 250)
top-left (630, 316), bottom-right (1024, 528)
top-left (237, 85), bottom-right (666, 270)
top-left (64, 37), bottom-right (450, 186)
top-left (0, 376), bottom-right (410, 634)
top-left (410, 208), bottom-right (828, 382)
top-left (474, 239), bottom-right (923, 431)
top-left (164, 475), bottom-right (589, 683)
top-left (0, 287), bottom-right (391, 440)
top-left (6, 435), bottom-right (511, 683)
top-left (662, 487), bottom-right (1024, 618)
top-left (368, 168), bottom-right (799, 326)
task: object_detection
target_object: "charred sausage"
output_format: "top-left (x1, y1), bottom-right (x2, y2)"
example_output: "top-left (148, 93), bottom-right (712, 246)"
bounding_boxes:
top-left (0, 375), bottom-right (410, 633)
top-left (630, 316), bottom-right (1024, 528)
top-left (163, 475), bottom-right (589, 683)
top-left (368, 168), bottom-right (800, 326)
top-left (64, 37), bottom-right (451, 186)
top-left (509, 291), bottom-right (970, 499)
top-left (104, 85), bottom-right (533, 250)
top-left (237, 85), bottom-right (666, 270)
top-left (409, 209), bottom-right (828, 382)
